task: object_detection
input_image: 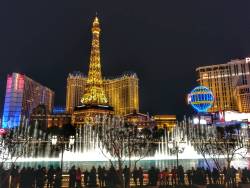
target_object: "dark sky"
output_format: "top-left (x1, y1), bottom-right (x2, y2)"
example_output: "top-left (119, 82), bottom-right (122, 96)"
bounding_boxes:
top-left (1, 1), bottom-right (250, 119)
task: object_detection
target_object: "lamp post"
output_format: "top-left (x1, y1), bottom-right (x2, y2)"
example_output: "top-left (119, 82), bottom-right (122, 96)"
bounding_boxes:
top-left (51, 135), bottom-right (75, 171)
top-left (168, 139), bottom-right (185, 167)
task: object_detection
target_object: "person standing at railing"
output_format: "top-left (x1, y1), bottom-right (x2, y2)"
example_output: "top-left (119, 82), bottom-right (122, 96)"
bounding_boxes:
top-left (138, 167), bottom-right (144, 187)
top-left (123, 165), bottom-right (130, 188)
top-left (89, 166), bottom-right (97, 186)
top-left (230, 166), bottom-right (237, 187)
top-left (83, 169), bottom-right (89, 186)
top-left (242, 167), bottom-right (248, 183)
top-left (10, 165), bottom-right (20, 188)
top-left (132, 167), bottom-right (138, 186)
top-left (205, 167), bottom-right (212, 185)
top-left (76, 167), bottom-right (82, 188)
top-left (0, 166), bottom-right (9, 188)
top-left (212, 167), bottom-right (220, 184)
top-left (54, 167), bottom-right (62, 188)
top-left (238, 167), bottom-right (242, 183)
top-left (186, 168), bottom-right (192, 185)
top-left (47, 165), bottom-right (55, 188)
top-left (35, 166), bottom-right (46, 188)
top-left (177, 165), bottom-right (185, 185)
top-left (69, 165), bottom-right (76, 188)
top-left (171, 166), bottom-right (177, 186)
top-left (98, 165), bottom-right (105, 188)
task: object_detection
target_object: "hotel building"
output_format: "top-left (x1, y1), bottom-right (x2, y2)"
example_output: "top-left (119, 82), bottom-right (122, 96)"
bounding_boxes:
top-left (196, 57), bottom-right (250, 112)
top-left (2, 73), bottom-right (54, 128)
top-left (66, 72), bottom-right (139, 115)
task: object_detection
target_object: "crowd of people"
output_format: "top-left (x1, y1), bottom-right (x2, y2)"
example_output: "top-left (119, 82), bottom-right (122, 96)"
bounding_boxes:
top-left (1, 164), bottom-right (250, 187)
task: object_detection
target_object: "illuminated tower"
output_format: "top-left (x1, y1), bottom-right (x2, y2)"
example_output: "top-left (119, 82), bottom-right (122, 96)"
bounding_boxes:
top-left (81, 16), bottom-right (108, 105)
top-left (72, 16), bottom-right (113, 126)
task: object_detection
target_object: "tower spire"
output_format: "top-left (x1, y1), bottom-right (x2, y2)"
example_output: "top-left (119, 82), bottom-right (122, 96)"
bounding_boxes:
top-left (81, 16), bottom-right (108, 105)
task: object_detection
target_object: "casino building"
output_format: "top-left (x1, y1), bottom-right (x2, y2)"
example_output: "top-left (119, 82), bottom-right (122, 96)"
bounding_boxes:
top-left (66, 72), bottom-right (139, 115)
top-left (196, 57), bottom-right (250, 113)
top-left (1, 73), bottom-right (54, 128)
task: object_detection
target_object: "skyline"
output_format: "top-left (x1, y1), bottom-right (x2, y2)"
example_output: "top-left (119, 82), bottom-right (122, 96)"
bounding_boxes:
top-left (1, 1), bottom-right (250, 118)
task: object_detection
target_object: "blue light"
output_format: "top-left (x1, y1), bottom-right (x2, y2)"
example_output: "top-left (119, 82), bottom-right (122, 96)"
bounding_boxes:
top-left (189, 86), bottom-right (214, 113)
top-left (53, 106), bottom-right (65, 114)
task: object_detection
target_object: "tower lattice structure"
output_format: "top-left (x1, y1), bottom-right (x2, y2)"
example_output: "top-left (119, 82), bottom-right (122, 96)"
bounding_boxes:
top-left (81, 16), bottom-right (108, 105)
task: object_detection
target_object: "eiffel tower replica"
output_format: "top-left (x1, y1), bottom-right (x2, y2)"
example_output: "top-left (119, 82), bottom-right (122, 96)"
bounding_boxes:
top-left (72, 16), bottom-right (114, 125)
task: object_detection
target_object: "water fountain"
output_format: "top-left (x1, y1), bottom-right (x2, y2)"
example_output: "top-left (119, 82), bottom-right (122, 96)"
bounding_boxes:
top-left (1, 115), bottom-right (249, 171)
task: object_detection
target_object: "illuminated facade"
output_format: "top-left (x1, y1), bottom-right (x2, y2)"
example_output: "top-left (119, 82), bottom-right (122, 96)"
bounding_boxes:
top-left (124, 110), bottom-right (154, 128)
top-left (66, 72), bottom-right (87, 113)
top-left (104, 73), bottom-right (139, 115)
top-left (197, 57), bottom-right (250, 112)
top-left (66, 73), bottom-right (139, 115)
top-left (153, 115), bottom-right (177, 129)
top-left (2, 73), bottom-right (54, 128)
top-left (30, 105), bottom-right (71, 130)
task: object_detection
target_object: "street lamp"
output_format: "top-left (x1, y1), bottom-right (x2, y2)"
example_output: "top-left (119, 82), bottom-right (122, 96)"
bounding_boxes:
top-left (168, 138), bottom-right (185, 167)
top-left (51, 135), bottom-right (75, 171)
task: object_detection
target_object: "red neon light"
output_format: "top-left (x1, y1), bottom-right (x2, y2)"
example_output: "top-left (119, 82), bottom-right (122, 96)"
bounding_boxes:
top-left (0, 128), bottom-right (6, 136)
top-left (6, 76), bottom-right (13, 89)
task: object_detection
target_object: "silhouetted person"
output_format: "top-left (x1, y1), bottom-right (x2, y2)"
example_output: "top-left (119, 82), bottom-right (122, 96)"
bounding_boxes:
top-left (102, 167), bottom-right (107, 187)
top-left (148, 166), bottom-right (157, 186)
top-left (133, 167), bottom-right (138, 186)
top-left (223, 167), bottom-right (229, 186)
top-left (54, 167), bottom-right (62, 188)
top-left (69, 165), bottom-right (77, 188)
top-left (242, 167), bottom-right (248, 183)
top-left (19, 167), bottom-right (26, 188)
top-left (123, 165), bottom-right (130, 188)
top-left (47, 165), bottom-right (55, 188)
top-left (206, 167), bottom-right (212, 184)
top-left (171, 166), bottom-right (177, 185)
top-left (84, 169), bottom-right (89, 186)
top-left (35, 166), bottom-right (46, 188)
top-left (98, 166), bottom-right (105, 188)
top-left (0, 166), bottom-right (9, 188)
top-left (212, 167), bottom-right (220, 184)
top-left (24, 167), bottom-right (31, 187)
top-left (89, 166), bottom-right (97, 186)
top-left (229, 166), bottom-right (237, 187)
top-left (186, 169), bottom-right (192, 185)
top-left (11, 165), bottom-right (20, 188)
top-left (76, 167), bottom-right (82, 188)
top-left (177, 165), bottom-right (184, 184)
top-left (138, 167), bottom-right (144, 187)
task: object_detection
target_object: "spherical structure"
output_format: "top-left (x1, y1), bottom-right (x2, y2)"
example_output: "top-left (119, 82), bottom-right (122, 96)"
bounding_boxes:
top-left (188, 86), bottom-right (214, 112)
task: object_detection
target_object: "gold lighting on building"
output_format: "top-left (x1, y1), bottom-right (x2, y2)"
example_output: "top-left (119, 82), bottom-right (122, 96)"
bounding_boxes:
top-left (66, 73), bottom-right (139, 115)
top-left (153, 115), bottom-right (177, 129)
top-left (81, 16), bottom-right (108, 105)
top-left (196, 57), bottom-right (250, 113)
top-left (66, 16), bottom-right (139, 115)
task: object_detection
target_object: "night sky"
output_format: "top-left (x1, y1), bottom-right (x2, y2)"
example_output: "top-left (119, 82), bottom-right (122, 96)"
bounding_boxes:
top-left (1, 1), bottom-right (250, 118)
